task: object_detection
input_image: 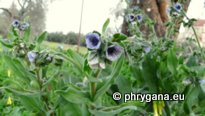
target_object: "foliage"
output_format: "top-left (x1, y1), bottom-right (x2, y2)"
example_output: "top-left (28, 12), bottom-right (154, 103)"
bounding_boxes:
top-left (0, 0), bottom-right (47, 37)
top-left (47, 32), bottom-right (85, 45)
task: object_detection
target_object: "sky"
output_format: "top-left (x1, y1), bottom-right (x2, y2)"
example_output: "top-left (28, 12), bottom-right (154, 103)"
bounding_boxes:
top-left (0, 0), bottom-right (205, 34)
top-left (46, 0), bottom-right (120, 34)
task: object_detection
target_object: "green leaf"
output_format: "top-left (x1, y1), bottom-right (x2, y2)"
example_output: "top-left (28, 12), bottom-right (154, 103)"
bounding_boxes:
top-left (36, 31), bottom-right (47, 44)
top-left (112, 33), bottom-right (127, 42)
top-left (102, 18), bottom-right (110, 34)
top-left (95, 55), bottom-right (124, 101)
top-left (5, 87), bottom-right (44, 112)
top-left (23, 26), bottom-right (31, 42)
top-left (186, 85), bottom-right (200, 109)
top-left (56, 86), bottom-right (90, 104)
top-left (3, 55), bottom-right (35, 82)
top-left (67, 49), bottom-right (85, 66)
top-left (167, 47), bottom-right (178, 75)
top-left (56, 101), bottom-right (83, 116)
top-left (89, 105), bottom-right (137, 116)
top-left (0, 39), bottom-right (13, 48)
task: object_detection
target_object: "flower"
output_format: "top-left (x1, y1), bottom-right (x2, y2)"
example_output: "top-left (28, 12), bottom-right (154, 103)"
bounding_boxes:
top-left (144, 46), bottom-right (151, 53)
top-left (199, 79), bottom-right (205, 84)
top-left (12, 19), bottom-right (20, 28)
top-left (106, 45), bottom-right (123, 61)
top-left (174, 3), bottom-right (182, 12)
top-left (136, 14), bottom-right (143, 23)
top-left (7, 96), bottom-right (12, 105)
top-left (19, 43), bottom-right (26, 48)
top-left (128, 14), bottom-right (135, 22)
top-left (85, 33), bottom-right (101, 49)
top-left (46, 55), bottom-right (53, 63)
top-left (19, 22), bottom-right (30, 31)
top-left (27, 51), bottom-right (37, 63)
top-left (88, 52), bottom-right (99, 69)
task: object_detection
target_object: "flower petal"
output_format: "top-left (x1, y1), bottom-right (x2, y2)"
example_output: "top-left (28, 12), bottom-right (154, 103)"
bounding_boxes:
top-left (27, 51), bottom-right (37, 63)
top-left (106, 45), bottom-right (123, 61)
top-left (85, 33), bottom-right (101, 49)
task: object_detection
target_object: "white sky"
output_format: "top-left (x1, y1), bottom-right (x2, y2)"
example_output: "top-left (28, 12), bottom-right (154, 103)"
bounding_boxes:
top-left (46, 0), bottom-right (120, 34)
top-left (0, 0), bottom-right (205, 34)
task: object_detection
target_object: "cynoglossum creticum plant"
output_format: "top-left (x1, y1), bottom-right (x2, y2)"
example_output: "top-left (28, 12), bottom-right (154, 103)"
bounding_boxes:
top-left (0, 20), bottom-right (66, 115)
top-left (85, 32), bottom-right (123, 69)
top-left (0, 19), bottom-right (142, 115)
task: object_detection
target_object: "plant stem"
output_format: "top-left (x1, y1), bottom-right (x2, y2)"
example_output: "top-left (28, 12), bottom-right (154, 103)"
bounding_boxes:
top-left (182, 11), bottom-right (203, 52)
top-left (191, 26), bottom-right (202, 52)
top-left (36, 67), bottom-right (42, 90)
top-left (36, 67), bottom-right (53, 115)
top-left (91, 69), bottom-right (101, 100)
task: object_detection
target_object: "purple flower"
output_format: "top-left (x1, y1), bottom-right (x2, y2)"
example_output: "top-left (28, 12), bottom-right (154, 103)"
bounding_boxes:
top-left (136, 14), bottom-right (143, 23)
top-left (85, 33), bottom-right (101, 49)
top-left (12, 20), bottom-right (20, 28)
top-left (106, 45), bottom-right (123, 61)
top-left (19, 22), bottom-right (30, 31)
top-left (144, 46), bottom-right (151, 53)
top-left (174, 3), bottom-right (182, 12)
top-left (27, 51), bottom-right (37, 63)
top-left (199, 79), bottom-right (205, 84)
top-left (128, 14), bottom-right (135, 22)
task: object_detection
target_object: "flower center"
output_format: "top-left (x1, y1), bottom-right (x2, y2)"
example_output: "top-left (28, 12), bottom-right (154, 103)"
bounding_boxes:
top-left (90, 37), bottom-right (99, 46)
top-left (130, 15), bottom-right (134, 19)
top-left (108, 47), bottom-right (116, 55)
top-left (176, 5), bottom-right (181, 10)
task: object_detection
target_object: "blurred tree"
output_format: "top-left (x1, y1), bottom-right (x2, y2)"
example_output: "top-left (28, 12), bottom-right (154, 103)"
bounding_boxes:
top-left (47, 32), bottom-right (85, 45)
top-left (66, 32), bottom-right (85, 45)
top-left (0, 0), bottom-right (50, 37)
top-left (47, 32), bottom-right (66, 43)
top-left (121, 0), bottom-right (191, 37)
top-left (0, 2), bottom-right (18, 35)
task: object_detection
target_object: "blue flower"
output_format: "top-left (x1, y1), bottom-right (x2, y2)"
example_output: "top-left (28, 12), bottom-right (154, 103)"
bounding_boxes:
top-left (144, 46), bottom-right (151, 53)
top-left (27, 51), bottom-right (37, 63)
top-left (85, 33), bottom-right (101, 49)
top-left (128, 14), bottom-right (135, 22)
top-left (19, 22), bottom-right (30, 31)
top-left (106, 45), bottom-right (123, 61)
top-left (136, 14), bottom-right (143, 23)
top-left (12, 20), bottom-right (20, 28)
top-left (174, 3), bottom-right (182, 12)
top-left (199, 79), bottom-right (205, 84)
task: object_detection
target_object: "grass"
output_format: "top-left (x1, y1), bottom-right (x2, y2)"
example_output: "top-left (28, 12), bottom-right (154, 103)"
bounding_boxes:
top-left (42, 41), bottom-right (87, 54)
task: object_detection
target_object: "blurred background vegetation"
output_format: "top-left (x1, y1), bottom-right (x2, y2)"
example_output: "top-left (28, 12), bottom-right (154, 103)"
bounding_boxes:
top-left (0, 0), bottom-right (85, 47)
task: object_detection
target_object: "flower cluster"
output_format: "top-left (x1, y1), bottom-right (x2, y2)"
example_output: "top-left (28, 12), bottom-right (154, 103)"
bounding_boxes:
top-left (85, 32), bottom-right (123, 69)
top-left (127, 13), bottom-right (143, 23)
top-left (12, 19), bottom-right (30, 31)
top-left (13, 42), bottom-right (29, 57)
top-left (168, 2), bottom-right (183, 16)
top-left (27, 50), bottom-right (63, 67)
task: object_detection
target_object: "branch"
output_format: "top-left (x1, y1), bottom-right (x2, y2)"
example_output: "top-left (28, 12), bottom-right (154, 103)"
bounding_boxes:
top-left (17, 0), bottom-right (24, 9)
top-left (0, 8), bottom-right (12, 17)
